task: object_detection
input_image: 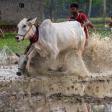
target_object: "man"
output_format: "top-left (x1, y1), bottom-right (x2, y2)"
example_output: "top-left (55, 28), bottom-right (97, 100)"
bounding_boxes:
top-left (68, 3), bottom-right (95, 46)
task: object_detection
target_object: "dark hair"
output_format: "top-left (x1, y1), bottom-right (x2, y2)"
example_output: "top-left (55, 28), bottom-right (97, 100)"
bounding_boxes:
top-left (70, 3), bottom-right (79, 9)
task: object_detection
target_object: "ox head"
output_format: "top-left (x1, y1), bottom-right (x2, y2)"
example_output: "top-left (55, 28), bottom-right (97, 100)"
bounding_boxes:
top-left (16, 18), bottom-right (37, 41)
top-left (16, 54), bottom-right (28, 76)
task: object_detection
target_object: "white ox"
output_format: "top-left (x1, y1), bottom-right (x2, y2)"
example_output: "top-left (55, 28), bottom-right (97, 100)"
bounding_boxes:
top-left (16, 18), bottom-right (86, 75)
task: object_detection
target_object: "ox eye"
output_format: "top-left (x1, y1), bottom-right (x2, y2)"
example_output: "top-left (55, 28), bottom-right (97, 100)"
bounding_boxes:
top-left (23, 25), bottom-right (26, 28)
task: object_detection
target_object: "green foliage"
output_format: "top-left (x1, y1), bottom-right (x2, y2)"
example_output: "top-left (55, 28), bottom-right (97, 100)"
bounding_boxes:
top-left (92, 0), bottom-right (102, 5)
top-left (0, 33), bottom-right (29, 54)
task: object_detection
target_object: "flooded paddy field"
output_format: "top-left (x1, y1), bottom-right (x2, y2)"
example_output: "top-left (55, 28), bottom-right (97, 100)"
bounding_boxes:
top-left (0, 33), bottom-right (112, 111)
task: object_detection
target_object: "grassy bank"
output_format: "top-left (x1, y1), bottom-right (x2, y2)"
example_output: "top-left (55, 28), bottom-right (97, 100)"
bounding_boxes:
top-left (0, 33), bottom-right (29, 54)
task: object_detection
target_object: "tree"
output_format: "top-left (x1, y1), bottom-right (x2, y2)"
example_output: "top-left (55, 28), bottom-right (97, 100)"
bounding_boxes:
top-left (103, 0), bottom-right (106, 25)
top-left (88, 0), bottom-right (92, 17)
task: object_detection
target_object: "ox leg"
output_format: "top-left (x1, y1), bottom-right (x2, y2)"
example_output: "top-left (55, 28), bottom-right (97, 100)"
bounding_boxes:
top-left (78, 35), bottom-right (86, 56)
top-left (49, 48), bottom-right (59, 71)
top-left (26, 49), bottom-right (35, 74)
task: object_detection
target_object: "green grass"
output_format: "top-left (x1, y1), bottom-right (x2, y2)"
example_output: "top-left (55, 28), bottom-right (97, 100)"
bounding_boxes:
top-left (90, 17), bottom-right (110, 21)
top-left (0, 33), bottom-right (29, 54)
top-left (90, 28), bottom-right (111, 38)
top-left (97, 30), bottom-right (112, 38)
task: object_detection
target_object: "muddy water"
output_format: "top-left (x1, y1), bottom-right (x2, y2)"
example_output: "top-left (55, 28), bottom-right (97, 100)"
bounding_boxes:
top-left (0, 65), bottom-right (18, 80)
top-left (0, 34), bottom-right (112, 111)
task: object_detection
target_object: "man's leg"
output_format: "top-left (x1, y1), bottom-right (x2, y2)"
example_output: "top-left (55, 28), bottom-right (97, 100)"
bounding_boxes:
top-left (84, 28), bottom-right (89, 47)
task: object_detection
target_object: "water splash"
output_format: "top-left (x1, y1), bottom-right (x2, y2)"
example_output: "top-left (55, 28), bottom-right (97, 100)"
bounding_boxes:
top-left (0, 46), bottom-right (18, 80)
top-left (0, 65), bottom-right (18, 81)
top-left (0, 46), bottom-right (16, 65)
top-left (84, 33), bottom-right (112, 73)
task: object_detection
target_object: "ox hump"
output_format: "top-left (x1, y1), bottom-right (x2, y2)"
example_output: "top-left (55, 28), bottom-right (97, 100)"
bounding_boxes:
top-left (40, 19), bottom-right (52, 27)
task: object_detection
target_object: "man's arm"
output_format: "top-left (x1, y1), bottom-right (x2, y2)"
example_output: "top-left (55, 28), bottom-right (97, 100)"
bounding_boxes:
top-left (81, 13), bottom-right (95, 29)
top-left (84, 19), bottom-right (95, 31)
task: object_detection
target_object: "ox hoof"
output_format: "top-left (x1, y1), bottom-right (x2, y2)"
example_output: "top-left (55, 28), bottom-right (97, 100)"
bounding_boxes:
top-left (16, 72), bottom-right (22, 76)
top-left (58, 66), bottom-right (66, 72)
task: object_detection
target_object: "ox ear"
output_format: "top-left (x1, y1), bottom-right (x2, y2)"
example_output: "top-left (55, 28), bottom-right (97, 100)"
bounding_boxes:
top-left (28, 17), bottom-right (37, 25)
